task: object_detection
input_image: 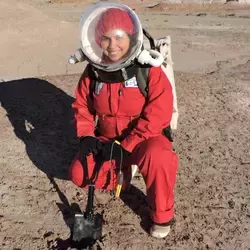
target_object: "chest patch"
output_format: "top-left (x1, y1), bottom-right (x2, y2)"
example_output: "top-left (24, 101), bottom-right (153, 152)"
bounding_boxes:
top-left (124, 76), bottom-right (138, 88)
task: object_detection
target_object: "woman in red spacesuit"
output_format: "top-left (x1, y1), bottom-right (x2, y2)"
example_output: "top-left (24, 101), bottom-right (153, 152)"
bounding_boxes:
top-left (69, 3), bottom-right (178, 239)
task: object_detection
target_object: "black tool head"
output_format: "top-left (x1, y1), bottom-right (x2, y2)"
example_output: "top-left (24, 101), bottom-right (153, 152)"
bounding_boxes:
top-left (70, 212), bottom-right (103, 249)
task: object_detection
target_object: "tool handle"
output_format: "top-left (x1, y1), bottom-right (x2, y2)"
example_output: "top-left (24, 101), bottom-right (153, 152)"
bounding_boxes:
top-left (115, 172), bottom-right (124, 198)
top-left (86, 182), bottom-right (95, 216)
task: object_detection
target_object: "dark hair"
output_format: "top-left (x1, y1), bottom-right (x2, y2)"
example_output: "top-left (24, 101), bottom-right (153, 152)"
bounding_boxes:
top-left (127, 33), bottom-right (137, 48)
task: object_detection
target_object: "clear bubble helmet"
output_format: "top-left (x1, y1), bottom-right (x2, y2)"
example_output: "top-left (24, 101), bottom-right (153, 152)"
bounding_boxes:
top-left (79, 2), bottom-right (143, 72)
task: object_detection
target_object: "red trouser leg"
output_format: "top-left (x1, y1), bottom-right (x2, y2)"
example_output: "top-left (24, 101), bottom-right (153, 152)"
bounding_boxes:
top-left (131, 135), bottom-right (178, 224)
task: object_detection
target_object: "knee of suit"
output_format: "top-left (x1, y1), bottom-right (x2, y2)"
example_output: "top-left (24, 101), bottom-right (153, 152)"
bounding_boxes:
top-left (68, 155), bottom-right (84, 187)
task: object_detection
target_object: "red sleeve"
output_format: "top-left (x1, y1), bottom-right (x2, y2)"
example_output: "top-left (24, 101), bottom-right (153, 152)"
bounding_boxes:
top-left (121, 66), bottom-right (173, 152)
top-left (72, 67), bottom-right (96, 137)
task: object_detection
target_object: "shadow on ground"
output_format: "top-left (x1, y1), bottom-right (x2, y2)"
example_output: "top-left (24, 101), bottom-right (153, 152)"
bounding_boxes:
top-left (121, 184), bottom-right (152, 232)
top-left (0, 77), bottom-right (78, 180)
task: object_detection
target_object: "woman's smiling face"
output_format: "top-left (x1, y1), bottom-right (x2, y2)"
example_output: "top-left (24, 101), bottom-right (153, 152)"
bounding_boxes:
top-left (101, 29), bottom-right (131, 62)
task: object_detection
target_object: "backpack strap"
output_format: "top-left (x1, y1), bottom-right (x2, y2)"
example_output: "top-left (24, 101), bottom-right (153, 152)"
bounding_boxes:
top-left (136, 65), bottom-right (151, 98)
top-left (89, 80), bottom-right (95, 101)
top-left (88, 65), bottom-right (98, 101)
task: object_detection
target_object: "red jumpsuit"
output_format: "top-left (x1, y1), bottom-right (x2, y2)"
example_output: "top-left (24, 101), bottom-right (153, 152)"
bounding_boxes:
top-left (69, 65), bottom-right (178, 224)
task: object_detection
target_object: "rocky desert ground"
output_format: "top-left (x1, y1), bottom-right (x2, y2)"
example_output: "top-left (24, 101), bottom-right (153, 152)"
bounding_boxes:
top-left (0, 0), bottom-right (250, 249)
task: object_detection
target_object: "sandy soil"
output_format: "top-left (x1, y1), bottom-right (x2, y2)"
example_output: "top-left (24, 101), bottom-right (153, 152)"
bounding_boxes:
top-left (0, 1), bottom-right (250, 249)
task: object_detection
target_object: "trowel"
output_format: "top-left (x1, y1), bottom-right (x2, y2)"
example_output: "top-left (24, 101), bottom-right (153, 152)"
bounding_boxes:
top-left (70, 158), bottom-right (103, 249)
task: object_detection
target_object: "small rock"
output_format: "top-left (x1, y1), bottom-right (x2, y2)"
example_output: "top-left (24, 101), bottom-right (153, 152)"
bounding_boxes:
top-left (196, 13), bottom-right (207, 17)
top-left (228, 199), bottom-right (235, 209)
top-left (182, 233), bottom-right (190, 240)
top-left (216, 241), bottom-right (223, 247)
top-left (241, 203), bottom-right (247, 212)
top-left (194, 176), bottom-right (200, 184)
top-left (43, 231), bottom-right (54, 239)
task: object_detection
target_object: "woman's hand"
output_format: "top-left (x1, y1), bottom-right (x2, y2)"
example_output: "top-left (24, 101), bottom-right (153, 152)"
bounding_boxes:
top-left (79, 136), bottom-right (102, 157)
